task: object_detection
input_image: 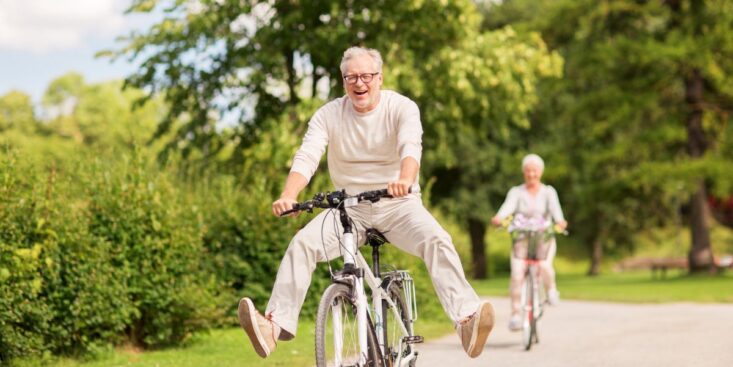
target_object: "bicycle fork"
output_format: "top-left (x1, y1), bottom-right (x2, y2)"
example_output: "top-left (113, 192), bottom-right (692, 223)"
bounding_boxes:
top-left (338, 201), bottom-right (370, 366)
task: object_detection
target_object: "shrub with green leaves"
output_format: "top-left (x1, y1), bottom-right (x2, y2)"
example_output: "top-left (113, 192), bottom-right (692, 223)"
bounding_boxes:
top-left (1, 149), bottom-right (228, 364)
top-left (81, 153), bottom-right (224, 347)
top-left (0, 155), bottom-right (54, 361)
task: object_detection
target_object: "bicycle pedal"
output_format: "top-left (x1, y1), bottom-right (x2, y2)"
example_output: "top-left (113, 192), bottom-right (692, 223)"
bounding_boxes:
top-left (404, 335), bottom-right (424, 344)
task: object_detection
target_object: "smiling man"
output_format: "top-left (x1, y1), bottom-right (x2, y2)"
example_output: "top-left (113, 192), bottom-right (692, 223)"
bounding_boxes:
top-left (237, 46), bottom-right (495, 360)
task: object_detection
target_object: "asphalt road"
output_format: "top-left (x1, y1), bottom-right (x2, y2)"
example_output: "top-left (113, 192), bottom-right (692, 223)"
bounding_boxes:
top-left (413, 297), bottom-right (733, 367)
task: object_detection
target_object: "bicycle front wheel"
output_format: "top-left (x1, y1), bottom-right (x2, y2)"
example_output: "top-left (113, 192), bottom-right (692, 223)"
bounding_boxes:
top-left (521, 271), bottom-right (535, 351)
top-left (316, 283), bottom-right (381, 367)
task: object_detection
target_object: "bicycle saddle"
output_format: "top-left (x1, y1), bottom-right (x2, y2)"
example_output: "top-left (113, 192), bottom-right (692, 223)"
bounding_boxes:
top-left (365, 228), bottom-right (389, 247)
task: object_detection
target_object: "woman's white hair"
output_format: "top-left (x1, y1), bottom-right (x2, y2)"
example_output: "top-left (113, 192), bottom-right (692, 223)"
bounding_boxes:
top-left (522, 154), bottom-right (545, 171)
top-left (340, 46), bottom-right (383, 75)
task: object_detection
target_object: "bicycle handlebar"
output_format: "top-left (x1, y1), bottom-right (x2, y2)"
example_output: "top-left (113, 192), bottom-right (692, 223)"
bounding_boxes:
top-left (280, 188), bottom-right (408, 217)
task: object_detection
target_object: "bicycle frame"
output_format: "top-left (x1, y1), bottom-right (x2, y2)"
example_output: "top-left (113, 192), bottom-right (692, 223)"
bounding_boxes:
top-left (329, 194), bottom-right (418, 366)
top-left (517, 231), bottom-right (546, 350)
top-left (521, 262), bottom-right (542, 321)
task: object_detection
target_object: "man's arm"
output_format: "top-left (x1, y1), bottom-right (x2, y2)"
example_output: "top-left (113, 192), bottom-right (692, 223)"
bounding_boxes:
top-left (274, 105), bottom-right (330, 217)
top-left (388, 156), bottom-right (419, 197)
top-left (272, 172), bottom-right (309, 217)
top-left (391, 97), bottom-right (423, 198)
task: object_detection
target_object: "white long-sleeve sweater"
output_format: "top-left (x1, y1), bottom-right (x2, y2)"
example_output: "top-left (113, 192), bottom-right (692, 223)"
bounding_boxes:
top-left (290, 90), bottom-right (423, 194)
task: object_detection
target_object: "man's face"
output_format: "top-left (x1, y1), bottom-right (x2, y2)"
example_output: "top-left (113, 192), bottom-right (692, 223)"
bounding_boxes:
top-left (523, 163), bottom-right (543, 186)
top-left (343, 54), bottom-right (383, 113)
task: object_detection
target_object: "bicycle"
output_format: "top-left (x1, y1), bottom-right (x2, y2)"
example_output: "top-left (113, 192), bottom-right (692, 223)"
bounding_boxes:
top-left (281, 188), bottom-right (422, 367)
top-left (504, 214), bottom-right (564, 351)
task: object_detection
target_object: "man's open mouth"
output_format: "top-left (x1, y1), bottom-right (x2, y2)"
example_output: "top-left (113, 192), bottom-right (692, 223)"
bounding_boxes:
top-left (354, 90), bottom-right (368, 96)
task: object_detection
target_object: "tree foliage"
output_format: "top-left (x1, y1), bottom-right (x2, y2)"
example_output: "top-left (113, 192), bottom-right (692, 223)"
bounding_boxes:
top-left (110, 0), bottom-right (479, 164)
top-left (0, 91), bottom-right (37, 134)
top-left (42, 72), bottom-right (163, 149)
top-left (484, 0), bottom-right (733, 273)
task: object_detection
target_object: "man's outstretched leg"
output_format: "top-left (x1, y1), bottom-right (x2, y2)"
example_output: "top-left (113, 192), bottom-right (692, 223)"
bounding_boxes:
top-left (376, 195), bottom-right (495, 358)
top-left (238, 297), bottom-right (281, 358)
top-left (238, 208), bottom-right (368, 358)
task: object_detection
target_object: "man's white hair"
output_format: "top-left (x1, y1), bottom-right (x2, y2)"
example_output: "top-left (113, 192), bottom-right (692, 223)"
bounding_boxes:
top-left (522, 153), bottom-right (545, 171)
top-left (340, 46), bottom-right (383, 75)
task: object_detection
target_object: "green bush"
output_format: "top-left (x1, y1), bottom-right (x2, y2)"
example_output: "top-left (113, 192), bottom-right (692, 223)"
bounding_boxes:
top-left (1, 150), bottom-right (227, 364)
top-left (0, 155), bottom-right (54, 361)
top-left (81, 153), bottom-right (224, 347)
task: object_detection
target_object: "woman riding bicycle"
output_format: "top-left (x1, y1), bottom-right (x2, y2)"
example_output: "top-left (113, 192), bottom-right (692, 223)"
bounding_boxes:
top-left (491, 154), bottom-right (567, 331)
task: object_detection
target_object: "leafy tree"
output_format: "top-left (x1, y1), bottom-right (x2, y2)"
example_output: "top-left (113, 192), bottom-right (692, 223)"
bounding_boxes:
top-left (42, 72), bottom-right (162, 150)
top-left (112, 1), bottom-right (562, 279)
top-left (0, 91), bottom-right (37, 134)
top-left (483, 0), bottom-right (733, 274)
top-left (413, 27), bottom-right (563, 278)
top-left (109, 0), bottom-right (481, 167)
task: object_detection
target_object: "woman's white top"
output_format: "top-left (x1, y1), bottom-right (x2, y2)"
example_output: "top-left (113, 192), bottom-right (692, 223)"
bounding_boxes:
top-left (495, 184), bottom-right (565, 222)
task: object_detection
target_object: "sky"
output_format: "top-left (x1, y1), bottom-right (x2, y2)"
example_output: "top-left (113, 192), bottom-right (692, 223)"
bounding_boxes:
top-left (0, 0), bottom-right (161, 103)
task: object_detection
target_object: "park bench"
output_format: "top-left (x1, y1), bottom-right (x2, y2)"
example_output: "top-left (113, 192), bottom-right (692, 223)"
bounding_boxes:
top-left (616, 255), bottom-right (733, 277)
top-left (615, 257), bottom-right (688, 278)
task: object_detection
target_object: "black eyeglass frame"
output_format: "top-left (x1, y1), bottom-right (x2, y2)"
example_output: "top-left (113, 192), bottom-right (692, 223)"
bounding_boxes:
top-left (342, 72), bottom-right (381, 85)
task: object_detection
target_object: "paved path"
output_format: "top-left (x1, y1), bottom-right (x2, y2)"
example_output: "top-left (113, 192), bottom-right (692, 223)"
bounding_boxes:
top-left (414, 297), bottom-right (733, 367)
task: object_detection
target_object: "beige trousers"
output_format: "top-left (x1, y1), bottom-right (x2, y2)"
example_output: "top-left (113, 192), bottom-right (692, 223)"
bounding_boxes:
top-left (266, 194), bottom-right (482, 337)
top-left (509, 238), bottom-right (557, 315)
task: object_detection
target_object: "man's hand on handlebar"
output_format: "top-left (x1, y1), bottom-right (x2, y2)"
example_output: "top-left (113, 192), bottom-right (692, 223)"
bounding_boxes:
top-left (272, 196), bottom-right (299, 217)
top-left (387, 179), bottom-right (412, 198)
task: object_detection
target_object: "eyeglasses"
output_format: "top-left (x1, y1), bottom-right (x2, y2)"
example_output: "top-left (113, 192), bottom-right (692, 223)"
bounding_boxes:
top-left (343, 72), bottom-right (380, 85)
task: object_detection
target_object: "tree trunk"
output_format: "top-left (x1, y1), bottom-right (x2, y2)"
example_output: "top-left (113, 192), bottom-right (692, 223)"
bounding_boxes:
top-left (685, 68), bottom-right (714, 273)
top-left (688, 182), bottom-right (715, 272)
top-left (468, 218), bottom-right (488, 279)
top-left (587, 236), bottom-right (603, 276)
top-left (284, 50), bottom-right (300, 106)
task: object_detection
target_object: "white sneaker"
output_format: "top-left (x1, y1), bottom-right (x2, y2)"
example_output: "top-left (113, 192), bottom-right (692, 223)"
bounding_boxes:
top-left (508, 314), bottom-right (522, 332)
top-left (547, 289), bottom-right (561, 306)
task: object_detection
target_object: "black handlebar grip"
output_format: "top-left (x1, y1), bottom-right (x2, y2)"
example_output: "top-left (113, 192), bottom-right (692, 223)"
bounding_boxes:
top-left (279, 202), bottom-right (304, 217)
top-left (376, 187), bottom-right (412, 197)
top-left (279, 208), bottom-right (296, 217)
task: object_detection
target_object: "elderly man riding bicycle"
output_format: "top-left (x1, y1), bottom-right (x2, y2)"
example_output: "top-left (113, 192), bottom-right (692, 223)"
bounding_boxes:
top-left (238, 46), bottom-right (495, 360)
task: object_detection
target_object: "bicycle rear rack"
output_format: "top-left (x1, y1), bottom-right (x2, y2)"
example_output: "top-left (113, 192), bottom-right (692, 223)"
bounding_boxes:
top-left (382, 270), bottom-right (418, 323)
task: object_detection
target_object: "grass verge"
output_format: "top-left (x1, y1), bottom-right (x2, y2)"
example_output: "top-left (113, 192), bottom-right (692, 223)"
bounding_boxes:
top-left (470, 271), bottom-right (733, 303)
top-left (16, 315), bottom-right (453, 367)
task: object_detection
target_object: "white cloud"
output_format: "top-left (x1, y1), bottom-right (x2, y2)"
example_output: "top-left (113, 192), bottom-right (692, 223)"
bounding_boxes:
top-left (0, 0), bottom-right (127, 53)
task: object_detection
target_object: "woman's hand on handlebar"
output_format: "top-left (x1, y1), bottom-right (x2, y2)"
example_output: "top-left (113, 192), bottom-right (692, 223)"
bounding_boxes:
top-left (387, 179), bottom-right (412, 198)
top-left (490, 216), bottom-right (502, 227)
top-left (272, 196), bottom-right (299, 217)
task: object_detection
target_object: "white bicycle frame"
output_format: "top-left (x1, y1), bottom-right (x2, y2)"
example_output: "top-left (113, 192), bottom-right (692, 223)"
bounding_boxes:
top-left (332, 198), bottom-right (418, 367)
top-left (520, 262), bottom-right (542, 330)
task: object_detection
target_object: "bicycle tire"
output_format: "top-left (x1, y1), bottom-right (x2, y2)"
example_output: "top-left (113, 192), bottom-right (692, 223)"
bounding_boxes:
top-left (532, 274), bottom-right (541, 345)
top-left (315, 283), bottom-right (382, 367)
top-left (382, 282), bottom-right (416, 367)
top-left (522, 270), bottom-right (534, 351)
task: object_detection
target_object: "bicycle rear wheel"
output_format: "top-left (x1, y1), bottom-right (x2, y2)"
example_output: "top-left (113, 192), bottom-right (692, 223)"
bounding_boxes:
top-left (382, 282), bottom-right (415, 367)
top-left (521, 270), bottom-right (535, 351)
top-left (316, 283), bottom-right (381, 367)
